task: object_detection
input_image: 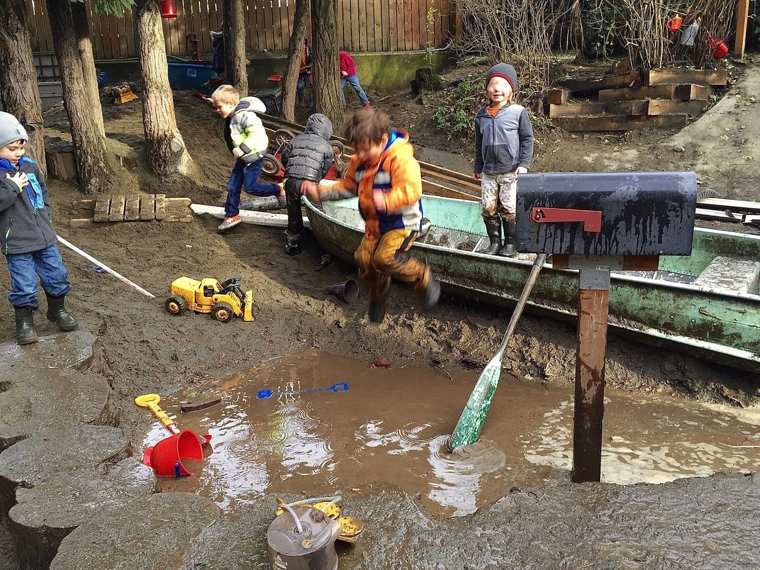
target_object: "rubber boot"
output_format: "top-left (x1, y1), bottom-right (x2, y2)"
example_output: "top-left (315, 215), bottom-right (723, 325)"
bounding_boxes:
top-left (417, 267), bottom-right (441, 309)
top-left (46, 294), bottom-right (79, 332)
top-left (499, 217), bottom-right (516, 257)
top-left (283, 231), bottom-right (303, 256)
top-left (482, 217), bottom-right (501, 255)
top-left (368, 276), bottom-right (390, 324)
top-left (14, 306), bottom-right (38, 345)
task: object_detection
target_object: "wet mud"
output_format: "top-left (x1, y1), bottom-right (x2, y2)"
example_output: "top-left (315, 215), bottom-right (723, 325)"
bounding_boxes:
top-left (143, 351), bottom-right (760, 518)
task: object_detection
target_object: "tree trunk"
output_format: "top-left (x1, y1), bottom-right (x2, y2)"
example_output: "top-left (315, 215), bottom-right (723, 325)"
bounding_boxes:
top-left (281, 0), bottom-right (310, 122)
top-left (0, 0), bottom-right (46, 178)
top-left (223, 0), bottom-right (248, 94)
top-left (71, 0), bottom-right (105, 138)
top-left (46, 0), bottom-right (111, 194)
top-left (311, 0), bottom-right (342, 127)
top-left (135, 0), bottom-right (195, 178)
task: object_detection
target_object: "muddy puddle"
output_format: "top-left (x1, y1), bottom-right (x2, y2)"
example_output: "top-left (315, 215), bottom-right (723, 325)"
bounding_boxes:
top-left (142, 351), bottom-right (759, 517)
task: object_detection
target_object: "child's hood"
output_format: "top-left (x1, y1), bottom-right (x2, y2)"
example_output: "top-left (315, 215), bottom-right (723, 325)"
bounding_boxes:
top-left (233, 97), bottom-right (267, 116)
top-left (303, 114), bottom-right (333, 141)
top-left (383, 129), bottom-right (412, 160)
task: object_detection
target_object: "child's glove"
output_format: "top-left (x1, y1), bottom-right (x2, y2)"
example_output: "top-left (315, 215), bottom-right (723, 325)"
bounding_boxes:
top-left (516, 167), bottom-right (528, 175)
top-left (7, 172), bottom-right (28, 192)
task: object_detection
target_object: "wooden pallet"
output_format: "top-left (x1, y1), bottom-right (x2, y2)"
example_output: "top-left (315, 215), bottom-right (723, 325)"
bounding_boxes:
top-left (71, 194), bottom-right (192, 226)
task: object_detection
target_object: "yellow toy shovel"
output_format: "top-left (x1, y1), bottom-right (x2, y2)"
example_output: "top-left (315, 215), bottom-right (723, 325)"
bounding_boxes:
top-left (134, 394), bottom-right (180, 434)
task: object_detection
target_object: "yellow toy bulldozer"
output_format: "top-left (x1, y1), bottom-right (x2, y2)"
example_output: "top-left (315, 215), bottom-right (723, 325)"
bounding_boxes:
top-left (165, 277), bottom-right (253, 322)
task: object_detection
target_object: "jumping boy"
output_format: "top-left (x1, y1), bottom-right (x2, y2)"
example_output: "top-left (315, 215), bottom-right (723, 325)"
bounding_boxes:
top-left (280, 113), bottom-right (335, 255)
top-left (0, 112), bottom-right (77, 345)
top-left (474, 63), bottom-right (534, 256)
top-left (211, 85), bottom-right (284, 232)
top-left (303, 107), bottom-right (440, 323)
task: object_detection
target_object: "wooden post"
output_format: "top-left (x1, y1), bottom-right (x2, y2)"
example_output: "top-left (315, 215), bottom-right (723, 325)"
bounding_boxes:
top-left (571, 270), bottom-right (610, 483)
top-left (735, 0), bottom-right (750, 58)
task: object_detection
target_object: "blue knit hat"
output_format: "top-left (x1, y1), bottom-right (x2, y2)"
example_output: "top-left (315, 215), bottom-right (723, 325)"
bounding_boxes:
top-left (0, 112), bottom-right (28, 149)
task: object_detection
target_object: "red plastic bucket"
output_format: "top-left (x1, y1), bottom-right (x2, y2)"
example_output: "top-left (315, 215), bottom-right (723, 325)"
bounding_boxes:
top-left (142, 430), bottom-right (204, 477)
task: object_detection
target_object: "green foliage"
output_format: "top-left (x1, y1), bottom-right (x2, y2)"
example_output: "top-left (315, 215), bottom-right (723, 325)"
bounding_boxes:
top-left (431, 74), bottom-right (483, 140)
top-left (94, 0), bottom-right (134, 16)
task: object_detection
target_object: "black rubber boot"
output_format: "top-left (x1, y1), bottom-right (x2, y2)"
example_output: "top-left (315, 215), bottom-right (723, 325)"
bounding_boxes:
top-left (482, 217), bottom-right (501, 255)
top-left (499, 217), bottom-right (516, 257)
top-left (14, 306), bottom-right (38, 345)
top-left (283, 231), bottom-right (303, 256)
top-left (46, 294), bottom-right (79, 332)
top-left (421, 277), bottom-right (441, 309)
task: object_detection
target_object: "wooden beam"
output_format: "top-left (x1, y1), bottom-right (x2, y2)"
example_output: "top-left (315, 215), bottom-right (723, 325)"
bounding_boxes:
top-left (648, 100), bottom-right (708, 116)
top-left (546, 88), bottom-right (570, 106)
top-left (553, 114), bottom-right (688, 132)
top-left (557, 72), bottom-right (640, 93)
top-left (550, 100), bottom-right (648, 118)
top-left (572, 286), bottom-right (609, 483)
top-left (108, 195), bottom-right (126, 222)
top-left (599, 85), bottom-right (677, 101)
top-left (735, 0), bottom-right (750, 58)
top-left (648, 68), bottom-right (727, 87)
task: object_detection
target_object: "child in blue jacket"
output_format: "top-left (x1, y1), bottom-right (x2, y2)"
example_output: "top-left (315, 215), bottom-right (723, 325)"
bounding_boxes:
top-left (474, 63), bottom-right (534, 256)
top-left (0, 112), bottom-right (77, 345)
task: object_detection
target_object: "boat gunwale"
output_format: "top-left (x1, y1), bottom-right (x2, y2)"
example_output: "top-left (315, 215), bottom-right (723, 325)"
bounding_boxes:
top-left (304, 197), bottom-right (760, 304)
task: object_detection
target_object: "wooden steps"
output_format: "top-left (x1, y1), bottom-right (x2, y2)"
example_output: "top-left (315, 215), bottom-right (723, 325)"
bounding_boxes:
top-left (548, 66), bottom-right (724, 132)
top-left (70, 194), bottom-right (192, 226)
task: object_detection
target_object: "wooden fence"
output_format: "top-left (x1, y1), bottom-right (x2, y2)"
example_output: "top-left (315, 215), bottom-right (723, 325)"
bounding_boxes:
top-left (26, 0), bottom-right (454, 60)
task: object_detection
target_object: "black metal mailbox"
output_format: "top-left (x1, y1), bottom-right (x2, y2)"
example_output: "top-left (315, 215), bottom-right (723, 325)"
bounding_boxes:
top-left (515, 172), bottom-right (697, 256)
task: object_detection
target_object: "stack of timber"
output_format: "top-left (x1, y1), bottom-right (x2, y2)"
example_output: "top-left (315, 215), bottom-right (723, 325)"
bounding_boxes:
top-left (549, 67), bottom-right (727, 132)
top-left (70, 194), bottom-right (193, 226)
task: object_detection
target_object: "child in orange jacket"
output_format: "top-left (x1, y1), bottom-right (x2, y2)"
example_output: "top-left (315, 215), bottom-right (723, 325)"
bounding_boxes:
top-left (304, 107), bottom-right (440, 323)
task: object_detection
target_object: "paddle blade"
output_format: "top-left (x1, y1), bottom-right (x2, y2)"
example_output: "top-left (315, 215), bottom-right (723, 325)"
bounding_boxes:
top-left (448, 355), bottom-right (503, 451)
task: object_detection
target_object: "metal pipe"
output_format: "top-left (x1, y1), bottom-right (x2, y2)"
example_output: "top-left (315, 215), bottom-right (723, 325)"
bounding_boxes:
top-left (281, 503), bottom-right (304, 534)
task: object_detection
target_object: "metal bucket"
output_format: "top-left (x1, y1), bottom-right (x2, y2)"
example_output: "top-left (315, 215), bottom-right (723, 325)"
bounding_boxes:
top-left (267, 505), bottom-right (340, 570)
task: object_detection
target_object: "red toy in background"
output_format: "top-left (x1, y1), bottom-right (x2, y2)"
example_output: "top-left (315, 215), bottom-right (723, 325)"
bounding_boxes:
top-left (667, 14), bottom-right (683, 33)
top-left (161, 0), bottom-right (177, 19)
top-left (706, 31), bottom-right (729, 60)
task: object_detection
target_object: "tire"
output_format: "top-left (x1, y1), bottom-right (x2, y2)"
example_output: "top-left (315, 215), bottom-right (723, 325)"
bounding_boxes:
top-left (273, 129), bottom-right (295, 147)
top-left (211, 302), bottom-right (234, 323)
top-left (261, 154), bottom-right (282, 176)
top-left (165, 296), bottom-right (186, 316)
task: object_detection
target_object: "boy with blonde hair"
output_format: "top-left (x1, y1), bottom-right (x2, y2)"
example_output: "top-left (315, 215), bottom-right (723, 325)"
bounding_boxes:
top-left (303, 107), bottom-right (439, 323)
top-left (474, 63), bottom-right (534, 256)
top-left (210, 85), bottom-right (284, 232)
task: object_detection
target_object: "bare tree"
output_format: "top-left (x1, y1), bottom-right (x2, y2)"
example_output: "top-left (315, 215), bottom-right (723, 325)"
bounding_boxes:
top-left (281, 0), bottom-right (310, 122)
top-left (134, 0), bottom-right (195, 177)
top-left (224, 0), bottom-right (248, 94)
top-left (72, 1), bottom-right (106, 138)
top-left (46, 0), bottom-right (112, 193)
top-left (311, 0), bottom-right (342, 127)
top-left (0, 0), bottom-right (46, 177)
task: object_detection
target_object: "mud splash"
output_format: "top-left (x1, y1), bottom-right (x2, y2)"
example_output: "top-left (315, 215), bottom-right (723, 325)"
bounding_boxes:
top-left (142, 351), bottom-right (759, 516)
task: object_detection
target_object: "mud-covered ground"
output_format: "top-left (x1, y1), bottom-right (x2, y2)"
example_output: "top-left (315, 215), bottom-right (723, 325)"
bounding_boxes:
top-left (0, 71), bottom-right (758, 568)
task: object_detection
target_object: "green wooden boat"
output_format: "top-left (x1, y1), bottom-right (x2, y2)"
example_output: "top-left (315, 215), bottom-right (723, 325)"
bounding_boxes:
top-left (303, 195), bottom-right (760, 373)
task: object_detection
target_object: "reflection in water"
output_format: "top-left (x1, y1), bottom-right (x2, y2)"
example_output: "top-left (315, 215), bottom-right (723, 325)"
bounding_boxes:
top-left (142, 351), bottom-right (760, 515)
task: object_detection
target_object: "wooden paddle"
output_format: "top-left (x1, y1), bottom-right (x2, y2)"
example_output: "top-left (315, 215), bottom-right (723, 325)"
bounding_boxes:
top-left (448, 254), bottom-right (547, 452)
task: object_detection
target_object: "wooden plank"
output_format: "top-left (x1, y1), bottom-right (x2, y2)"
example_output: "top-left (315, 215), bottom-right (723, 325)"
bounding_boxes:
top-left (155, 194), bottom-right (167, 220)
top-left (108, 196), bottom-right (126, 222)
top-left (546, 88), bottom-right (570, 106)
top-left (389, 0), bottom-right (398, 51)
top-left (93, 198), bottom-right (111, 223)
top-left (735, 0), bottom-right (750, 58)
top-left (549, 100), bottom-right (648, 118)
top-left (166, 197), bottom-right (193, 216)
top-left (139, 195), bottom-right (155, 221)
top-left (358, 0), bottom-right (367, 51)
top-left (351, 0), bottom-right (361, 51)
top-left (553, 114), bottom-right (688, 132)
top-left (648, 68), bottom-right (727, 87)
top-left (342, 0), bottom-right (352, 51)
top-left (124, 196), bottom-right (141, 221)
top-left (683, 84), bottom-right (712, 101)
top-left (698, 198), bottom-right (760, 214)
top-left (558, 72), bottom-right (640, 93)
top-left (696, 208), bottom-right (743, 223)
top-left (598, 85), bottom-right (675, 101)
top-left (373, 0), bottom-right (382, 52)
top-left (648, 99), bottom-right (708, 116)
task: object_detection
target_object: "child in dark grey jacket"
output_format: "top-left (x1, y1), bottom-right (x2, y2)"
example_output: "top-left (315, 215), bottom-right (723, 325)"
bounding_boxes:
top-left (280, 113), bottom-right (335, 255)
top-left (0, 112), bottom-right (77, 345)
top-left (474, 63), bottom-right (534, 256)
